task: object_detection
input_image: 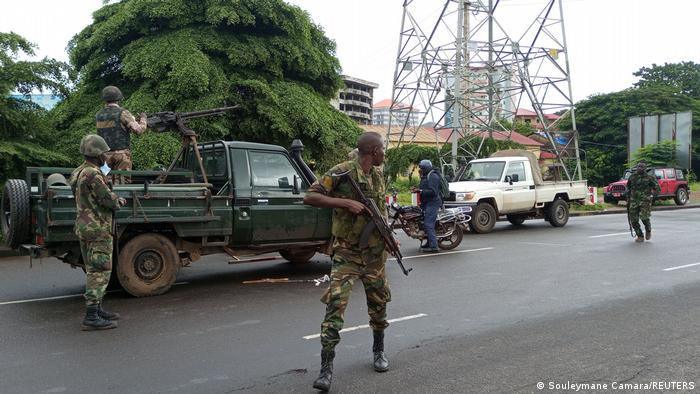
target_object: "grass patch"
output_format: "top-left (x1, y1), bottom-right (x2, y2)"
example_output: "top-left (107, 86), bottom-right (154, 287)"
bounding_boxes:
top-left (570, 202), bottom-right (607, 211)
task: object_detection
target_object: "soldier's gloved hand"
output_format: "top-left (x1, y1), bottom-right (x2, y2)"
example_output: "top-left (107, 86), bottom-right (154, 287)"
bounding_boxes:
top-left (118, 197), bottom-right (127, 207)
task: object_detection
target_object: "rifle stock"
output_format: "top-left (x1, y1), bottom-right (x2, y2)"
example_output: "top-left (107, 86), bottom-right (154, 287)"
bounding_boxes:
top-left (334, 171), bottom-right (412, 276)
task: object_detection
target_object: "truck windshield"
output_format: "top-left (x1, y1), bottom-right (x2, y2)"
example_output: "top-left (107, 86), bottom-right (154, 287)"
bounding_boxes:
top-left (459, 161), bottom-right (506, 181)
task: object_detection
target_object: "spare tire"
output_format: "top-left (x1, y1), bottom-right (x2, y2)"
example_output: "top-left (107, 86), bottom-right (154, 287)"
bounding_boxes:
top-left (1, 179), bottom-right (32, 249)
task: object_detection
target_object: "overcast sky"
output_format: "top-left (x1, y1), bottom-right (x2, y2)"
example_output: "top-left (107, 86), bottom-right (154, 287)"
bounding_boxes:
top-left (3, 0), bottom-right (699, 104)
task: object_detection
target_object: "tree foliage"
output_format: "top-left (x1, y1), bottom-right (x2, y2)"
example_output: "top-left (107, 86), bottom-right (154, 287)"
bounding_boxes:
top-left (559, 85), bottom-right (700, 185)
top-left (629, 140), bottom-right (678, 168)
top-left (634, 61), bottom-right (700, 99)
top-left (497, 118), bottom-right (536, 136)
top-left (0, 32), bottom-right (71, 183)
top-left (54, 0), bottom-right (360, 171)
top-left (385, 144), bottom-right (440, 183)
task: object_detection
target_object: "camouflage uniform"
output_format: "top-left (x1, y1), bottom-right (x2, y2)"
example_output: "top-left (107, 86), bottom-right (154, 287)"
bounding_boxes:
top-left (69, 162), bottom-right (121, 306)
top-left (96, 104), bottom-right (146, 183)
top-left (308, 159), bottom-right (391, 351)
top-left (627, 170), bottom-right (661, 237)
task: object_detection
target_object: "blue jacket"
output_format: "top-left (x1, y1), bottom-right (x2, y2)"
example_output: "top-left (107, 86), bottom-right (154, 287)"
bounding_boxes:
top-left (419, 171), bottom-right (442, 205)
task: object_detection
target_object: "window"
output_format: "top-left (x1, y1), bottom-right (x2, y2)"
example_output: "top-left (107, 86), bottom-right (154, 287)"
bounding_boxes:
top-left (460, 161), bottom-right (506, 182)
top-left (506, 161), bottom-right (527, 182)
top-left (654, 169), bottom-right (664, 179)
top-left (676, 169), bottom-right (685, 180)
top-left (664, 169), bottom-right (676, 179)
top-left (249, 151), bottom-right (305, 189)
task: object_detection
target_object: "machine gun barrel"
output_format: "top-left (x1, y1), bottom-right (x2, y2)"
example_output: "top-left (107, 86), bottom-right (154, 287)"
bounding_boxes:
top-left (146, 105), bottom-right (239, 132)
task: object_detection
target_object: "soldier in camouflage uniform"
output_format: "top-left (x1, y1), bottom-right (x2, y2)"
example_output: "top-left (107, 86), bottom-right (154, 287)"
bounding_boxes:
top-left (69, 135), bottom-right (127, 331)
top-left (96, 86), bottom-right (148, 184)
top-left (304, 132), bottom-right (392, 392)
top-left (627, 161), bottom-right (661, 242)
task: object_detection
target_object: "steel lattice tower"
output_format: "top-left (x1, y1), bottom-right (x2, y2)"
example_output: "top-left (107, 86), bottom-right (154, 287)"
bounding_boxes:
top-left (387, 0), bottom-right (582, 180)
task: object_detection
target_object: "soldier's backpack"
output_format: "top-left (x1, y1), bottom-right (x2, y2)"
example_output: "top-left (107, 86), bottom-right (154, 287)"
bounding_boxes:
top-left (429, 169), bottom-right (451, 200)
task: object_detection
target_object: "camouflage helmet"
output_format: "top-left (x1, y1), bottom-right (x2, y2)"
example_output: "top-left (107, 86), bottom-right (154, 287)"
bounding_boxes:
top-left (80, 134), bottom-right (110, 157)
top-left (101, 85), bottom-right (123, 102)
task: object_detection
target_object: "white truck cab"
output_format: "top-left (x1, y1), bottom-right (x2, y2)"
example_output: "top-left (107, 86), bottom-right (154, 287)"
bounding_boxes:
top-left (448, 153), bottom-right (587, 233)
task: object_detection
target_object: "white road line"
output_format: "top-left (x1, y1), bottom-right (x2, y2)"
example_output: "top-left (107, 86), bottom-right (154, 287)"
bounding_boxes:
top-left (588, 232), bottom-right (630, 238)
top-left (663, 262), bottom-right (700, 272)
top-left (0, 281), bottom-right (190, 306)
top-left (303, 313), bottom-right (428, 340)
top-left (391, 247), bottom-right (494, 261)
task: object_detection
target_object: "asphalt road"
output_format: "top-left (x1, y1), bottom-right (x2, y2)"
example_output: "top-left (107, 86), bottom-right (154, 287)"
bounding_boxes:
top-left (1, 209), bottom-right (699, 393)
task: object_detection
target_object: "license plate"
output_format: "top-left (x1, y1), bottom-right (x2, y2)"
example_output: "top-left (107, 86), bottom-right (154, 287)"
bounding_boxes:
top-left (613, 193), bottom-right (620, 197)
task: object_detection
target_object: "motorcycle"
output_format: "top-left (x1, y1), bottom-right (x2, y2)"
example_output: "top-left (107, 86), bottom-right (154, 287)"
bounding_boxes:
top-left (387, 201), bottom-right (472, 250)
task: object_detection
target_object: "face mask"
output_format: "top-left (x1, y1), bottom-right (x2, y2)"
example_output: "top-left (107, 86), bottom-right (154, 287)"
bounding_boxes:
top-left (100, 163), bottom-right (111, 176)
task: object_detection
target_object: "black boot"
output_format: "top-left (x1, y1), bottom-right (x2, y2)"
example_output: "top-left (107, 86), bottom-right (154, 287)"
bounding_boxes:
top-left (372, 330), bottom-right (389, 372)
top-left (81, 305), bottom-right (117, 331)
top-left (312, 349), bottom-right (335, 391)
top-left (98, 303), bottom-right (120, 321)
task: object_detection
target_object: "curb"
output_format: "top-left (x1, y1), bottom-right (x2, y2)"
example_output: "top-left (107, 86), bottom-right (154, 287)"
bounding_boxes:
top-left (571, 204), bottom-right (700, 217)
top-left (0, 248), bottom-right (21, 258)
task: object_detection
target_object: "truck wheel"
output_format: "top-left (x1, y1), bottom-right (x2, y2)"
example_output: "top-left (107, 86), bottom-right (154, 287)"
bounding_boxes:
top-left (674, 187), bottom-right (688, 206)
top-left (472, 203), bottom-right (496, 234)
top-left (437, 224), bottom-right (463, 250)
top-left (117, 234), bottom-right (179, 297)
top-left (1, 179), bottom-right (31, 249)
top-left (547, 199), bottom-right (569, 227)
top-left (506, 215), bottom-right (526, 226)
top-left (280, 248), bottom-right (316, 265)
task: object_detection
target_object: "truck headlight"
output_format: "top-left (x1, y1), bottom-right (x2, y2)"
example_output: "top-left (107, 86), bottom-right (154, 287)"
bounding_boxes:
top-left (456, 192), bottom-right (475, 201)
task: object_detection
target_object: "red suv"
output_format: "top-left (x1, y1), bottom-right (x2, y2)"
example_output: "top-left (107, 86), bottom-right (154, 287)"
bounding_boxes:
top-left (603, 167), bottom-right (690, 205)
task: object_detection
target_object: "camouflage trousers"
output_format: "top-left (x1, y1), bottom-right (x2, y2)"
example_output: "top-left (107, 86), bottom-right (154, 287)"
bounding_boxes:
top-left (80, 238), bottom-right (113, 306)
top-left (320, 251), bottom-right (391, 351)
top-left (629, 199), bottom-right (652, 237)
top-left (104, 149), bottom-right (133, 184)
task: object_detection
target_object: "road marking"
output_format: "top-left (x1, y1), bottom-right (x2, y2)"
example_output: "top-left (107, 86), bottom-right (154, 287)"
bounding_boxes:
top-left (588, 232), bottom-right (630, 238)
top-left (303, 313), bottom-right (428, 340)
top-left (0, 282), bottom-right (190, 306)
top-left (663, 262), bottom-right (700, 272)
top-left (391, 247), bottom-right (494, 261)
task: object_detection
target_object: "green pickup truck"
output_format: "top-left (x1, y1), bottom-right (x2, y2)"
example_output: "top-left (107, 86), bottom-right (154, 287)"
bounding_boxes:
top-left (1, 139), bottom-right (332, 297)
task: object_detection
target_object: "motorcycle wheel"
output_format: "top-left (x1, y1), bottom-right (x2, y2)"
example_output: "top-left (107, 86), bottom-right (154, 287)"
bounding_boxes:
top-left (437, 224), bottom-right (463, 250)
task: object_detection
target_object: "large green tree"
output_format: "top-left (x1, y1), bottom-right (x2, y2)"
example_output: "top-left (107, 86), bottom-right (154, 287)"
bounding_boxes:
top-left (633, 61), bottom-right (700, 99)
top-left (0, 32), bottom-right (71, 183)
top-left (53, 0), bottom-right (360, 171)
top-left (559, 85), bottom-right (700, 185)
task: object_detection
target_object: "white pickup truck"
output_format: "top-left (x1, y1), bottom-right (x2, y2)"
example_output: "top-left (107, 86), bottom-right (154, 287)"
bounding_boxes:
top-left (448, 150), bottom-right (587, 233)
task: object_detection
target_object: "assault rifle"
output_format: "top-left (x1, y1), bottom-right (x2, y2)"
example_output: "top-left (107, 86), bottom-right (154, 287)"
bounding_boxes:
top-left (147, 106), bottom-right (239, 184)
top-left (334, 170), bottom-right (412, 276)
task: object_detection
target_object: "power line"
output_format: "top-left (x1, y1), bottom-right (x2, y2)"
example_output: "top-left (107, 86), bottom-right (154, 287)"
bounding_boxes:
top-left (579, 140), bottom-right (626, 148)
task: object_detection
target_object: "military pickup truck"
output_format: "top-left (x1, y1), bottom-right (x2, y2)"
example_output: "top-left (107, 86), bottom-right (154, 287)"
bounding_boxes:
top-left (1, 139), bottom-right (332, 297)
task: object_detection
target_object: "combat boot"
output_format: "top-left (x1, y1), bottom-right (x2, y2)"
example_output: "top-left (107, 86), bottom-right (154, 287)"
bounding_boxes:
top-left (98, 302), bottom-right (121, 321)
top-left (634, 236), bottom-right (644, 243)
top-left (81, 305), bottom-right (117, 331)
top-left (372, 330), bottom-right (389, 372)
top-left (312, 349), bottom-right (335, 392)
top-left (645, 231), bottom-right (651, 241)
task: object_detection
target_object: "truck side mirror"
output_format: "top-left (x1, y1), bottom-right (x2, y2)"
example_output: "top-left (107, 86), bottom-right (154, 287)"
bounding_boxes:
top-left (511, 174), bottom-right (519, 183)
top-left (293, 174), bottom-right (302, 195)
